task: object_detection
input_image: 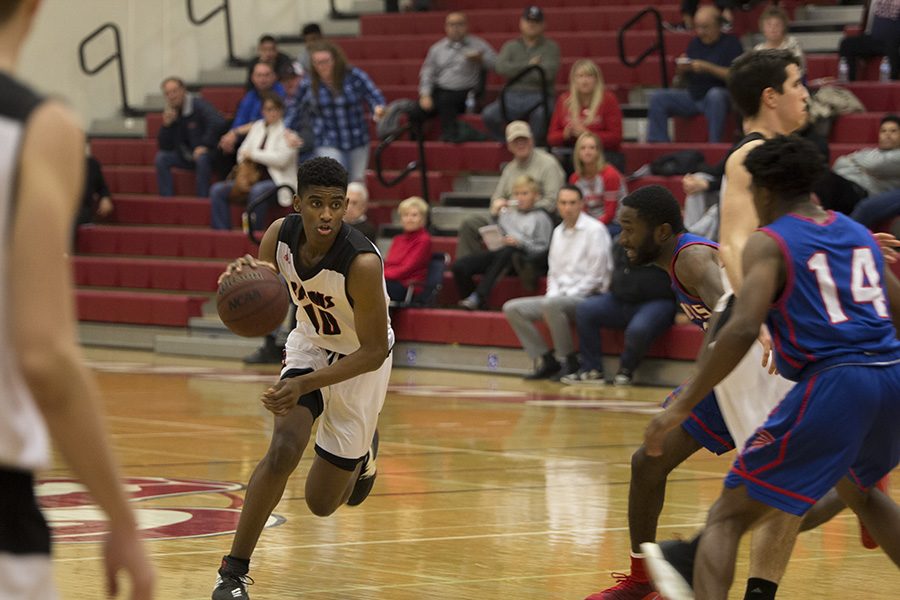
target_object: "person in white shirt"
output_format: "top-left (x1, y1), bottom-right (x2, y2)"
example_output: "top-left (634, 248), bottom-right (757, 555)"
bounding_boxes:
top-left (209, 92), bottom-right (298, 230)
top-left (502, 185), bottom-right (613, 379)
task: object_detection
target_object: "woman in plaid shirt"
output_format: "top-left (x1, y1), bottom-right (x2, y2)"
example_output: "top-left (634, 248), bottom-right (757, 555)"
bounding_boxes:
top-left (286, 41), bottom-right (386, 182)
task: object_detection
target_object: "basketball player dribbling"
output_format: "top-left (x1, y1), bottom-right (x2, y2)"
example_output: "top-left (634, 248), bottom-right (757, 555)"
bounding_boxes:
top-left (0, 0), bottom-right (154, 598)
top-left (643, 135), bottom-right (900, 600)
top-left (211, 157), bottom-right (393, 600)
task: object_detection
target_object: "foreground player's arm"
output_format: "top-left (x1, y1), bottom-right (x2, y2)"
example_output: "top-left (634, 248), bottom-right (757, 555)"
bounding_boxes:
top-left (881, 267), bottom-right (900, 336)
top-left (262, 253), bottom-right (390, 415)
top-left (11, 102), bottom-right (154, 599)
top-left (719, 141), bottom-right (763, 294)
top-left (645, 232), bottom-right (782, 456)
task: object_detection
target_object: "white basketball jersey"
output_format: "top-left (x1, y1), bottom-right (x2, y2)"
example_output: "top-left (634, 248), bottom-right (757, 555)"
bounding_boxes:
top-left (276, 216), bottom-right (394, 357)
top-left (0, 72), bottom-right (50, 470)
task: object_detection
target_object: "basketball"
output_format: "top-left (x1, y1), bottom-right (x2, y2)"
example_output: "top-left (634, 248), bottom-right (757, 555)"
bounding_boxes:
top-left (216, 265), bottom-right (290, 338)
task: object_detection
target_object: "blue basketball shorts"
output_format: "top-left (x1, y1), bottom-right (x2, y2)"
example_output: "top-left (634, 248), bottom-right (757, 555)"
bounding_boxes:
top-left (665, 385), bottom-right (736, 455)
top-left (725, 362), bottom-right (900, 515)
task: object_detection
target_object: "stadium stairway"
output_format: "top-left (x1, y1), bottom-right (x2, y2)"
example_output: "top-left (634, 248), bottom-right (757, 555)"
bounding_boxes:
top-left (79, 0), bottom-right (896, 381)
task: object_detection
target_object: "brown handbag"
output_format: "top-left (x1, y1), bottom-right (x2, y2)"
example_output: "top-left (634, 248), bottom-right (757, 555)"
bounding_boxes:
top-left (227, 159), bottom-right (265, 203)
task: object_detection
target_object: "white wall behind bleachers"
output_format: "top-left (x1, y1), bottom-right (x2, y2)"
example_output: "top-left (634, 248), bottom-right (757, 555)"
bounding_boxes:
top-left (17, 0), bottom-right (328, 127)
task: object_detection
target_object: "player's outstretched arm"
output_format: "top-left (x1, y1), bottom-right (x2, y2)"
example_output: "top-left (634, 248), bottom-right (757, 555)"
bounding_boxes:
top-left (645, 232), bottom-right (782, 456)
top-left (11, 102), bottom-right (154, 598)
top-left (719, 141), bottom-right (764, 294)
top-left (261, 253), bottom-right (390, 415)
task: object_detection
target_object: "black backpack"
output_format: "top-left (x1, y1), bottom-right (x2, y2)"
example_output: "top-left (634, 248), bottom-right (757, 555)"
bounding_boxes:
top-left (649, 149), bottom-right (706, 176)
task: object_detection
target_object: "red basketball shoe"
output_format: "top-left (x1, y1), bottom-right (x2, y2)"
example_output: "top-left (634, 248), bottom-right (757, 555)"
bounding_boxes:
top-left (585, 572), bottom-right (660, 600)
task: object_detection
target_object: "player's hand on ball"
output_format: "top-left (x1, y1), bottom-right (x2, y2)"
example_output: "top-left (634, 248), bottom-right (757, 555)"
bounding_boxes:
top-left (261, 377), bottom-right (308, 416)
top-left (218, 255), bottom-right (277, 284)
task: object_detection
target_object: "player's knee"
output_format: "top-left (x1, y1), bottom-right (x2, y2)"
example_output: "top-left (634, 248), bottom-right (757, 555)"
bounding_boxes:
top-left (631, 445), bottom-right (663, 477)
top-left (264, 438), bottom-right (304, 476)
top-left (305, 494), bottom-right (340, 517)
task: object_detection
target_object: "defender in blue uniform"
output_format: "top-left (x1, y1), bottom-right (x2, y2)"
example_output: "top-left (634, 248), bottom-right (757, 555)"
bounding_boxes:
top-left (645, 136), bottom-right (900, 599)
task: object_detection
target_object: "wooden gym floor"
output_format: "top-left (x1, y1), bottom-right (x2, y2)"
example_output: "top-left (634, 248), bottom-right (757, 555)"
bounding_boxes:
top-left (45, 348), bottom-right (898, 599)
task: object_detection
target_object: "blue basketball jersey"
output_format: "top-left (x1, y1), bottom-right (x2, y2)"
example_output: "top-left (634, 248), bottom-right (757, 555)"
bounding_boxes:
top-left (761, 211), bottom-right (900, 380)
top-left (670, 233), bottom-right (719, 329)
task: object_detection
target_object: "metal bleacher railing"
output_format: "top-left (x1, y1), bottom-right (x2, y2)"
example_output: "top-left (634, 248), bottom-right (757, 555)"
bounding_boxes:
top-left (618, 7), bottom-right (670, 89)
top-left (185, 0), bottom-right (244, 67)
top-left (373, 118), bottom-right (431, 203)
top-left (78, 23), bottom-right (141, 117)
top-left (499, 64), bottom-right (550, 149)
top-left (243, 183), bottom-right (297, 245)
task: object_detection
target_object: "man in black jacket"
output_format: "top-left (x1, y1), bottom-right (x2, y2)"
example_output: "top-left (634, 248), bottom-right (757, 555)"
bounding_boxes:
top-left (154, 77), bottom-right (226, 197)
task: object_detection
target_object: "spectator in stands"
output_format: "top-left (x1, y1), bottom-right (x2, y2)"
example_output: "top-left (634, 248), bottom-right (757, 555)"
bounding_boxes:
top-left (647, 5), bottom-right (743, 143)
top-left (215, 62), bottom-right (286, 178)
top-left (286, 41), bottom-right (386, 183)
top-left (562, 242), bottom-right (676, 386)
top-left (384, 196), bottom-right (433, 302)
top-left (208, 93), bottom-right (297, 231)
top-left (838, 0), bottom-right (899, 81)
top-left (814, 113), bottom-right (900, 218)
top-left (155, 76), bottom-right (226, 197)
top-left (503, 185), bottom-right (613, 380)
top-left (753, 6), bottom-right (806, 74)
top-left (845, 115), bottom-right (900, 227)
top-left (75, 150), bottom-right (114, 244)
top-left (481, 6), bottom-right (560, 145)
top-left (456, 121), bottom-right (565, 259)
top-left (547, 59), bottom-right (624, 173)
top-left (409, 12), bottom-right (497, 142)
top-left (569, 131), bottom-right (626, 232)
top-left (296, 23), bottom-right (323, 74)
top-left (343, 181), bottom-right (378, 242)
top-left (675, 0), bottom-right (734, 31)
top-left (245, 34), bottom-right (294, 88)
top-left (452, 175), bottom-right (554, 310)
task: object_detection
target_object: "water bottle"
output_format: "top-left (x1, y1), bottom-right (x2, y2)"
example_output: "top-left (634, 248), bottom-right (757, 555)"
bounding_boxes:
top-left (465, 90), bottom-right (476, 114)
top-left (837, 57), bottom-right (849, 82)
top-left (880, 56), bottom-right (891, 82)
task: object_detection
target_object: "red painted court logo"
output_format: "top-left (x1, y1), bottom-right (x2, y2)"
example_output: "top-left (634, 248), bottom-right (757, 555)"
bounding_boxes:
top-left (36, 476), bottom-right (284, 543)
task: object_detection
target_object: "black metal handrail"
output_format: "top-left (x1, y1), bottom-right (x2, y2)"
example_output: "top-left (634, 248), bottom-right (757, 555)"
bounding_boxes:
top-left (499, 64), bottom-right (550, 146)
top-left (186, 0), bottom-right (243, 67)
top-left (373, 120), bottom-right (430, 203)
top-left (243, 183), bottom-right (296, 245)
top-left (617, 7), bottom-right (669, 89)
top-left (329, 0), bottom-right (359, 20)
top-left (77, 23), bottom-right (140, 117)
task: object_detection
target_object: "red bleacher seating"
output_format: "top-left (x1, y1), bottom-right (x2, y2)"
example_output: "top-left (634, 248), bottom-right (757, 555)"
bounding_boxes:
top-left (76, 289), bottom-right (207, 326)
top-left (391, 308), bottom-right (705, 360)
top-left (80, 0), bottom-right (891, 349)
top-left (73, 256), bottom-right (224, 292)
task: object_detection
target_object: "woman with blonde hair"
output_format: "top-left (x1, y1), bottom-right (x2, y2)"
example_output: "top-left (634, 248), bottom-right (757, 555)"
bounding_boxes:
top-left (384, 196), bottom-right (433, 302)
top-left (547, 59), bottom-right (623, 171)
top-left (569, 131), bottom-right (625, 230)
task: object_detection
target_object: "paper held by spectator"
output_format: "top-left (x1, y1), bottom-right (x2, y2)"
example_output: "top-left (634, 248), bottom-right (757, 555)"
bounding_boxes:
top-left (478, 224), bottom-right (504, 251)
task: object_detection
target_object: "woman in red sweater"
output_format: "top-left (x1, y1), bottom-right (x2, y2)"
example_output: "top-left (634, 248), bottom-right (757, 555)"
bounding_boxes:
top-left (569, 132), bottom-right (626, 230)
top-left (547, 59), bottom-right (623, 172)
top-left (384, 196), bottom-right (432, 302)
